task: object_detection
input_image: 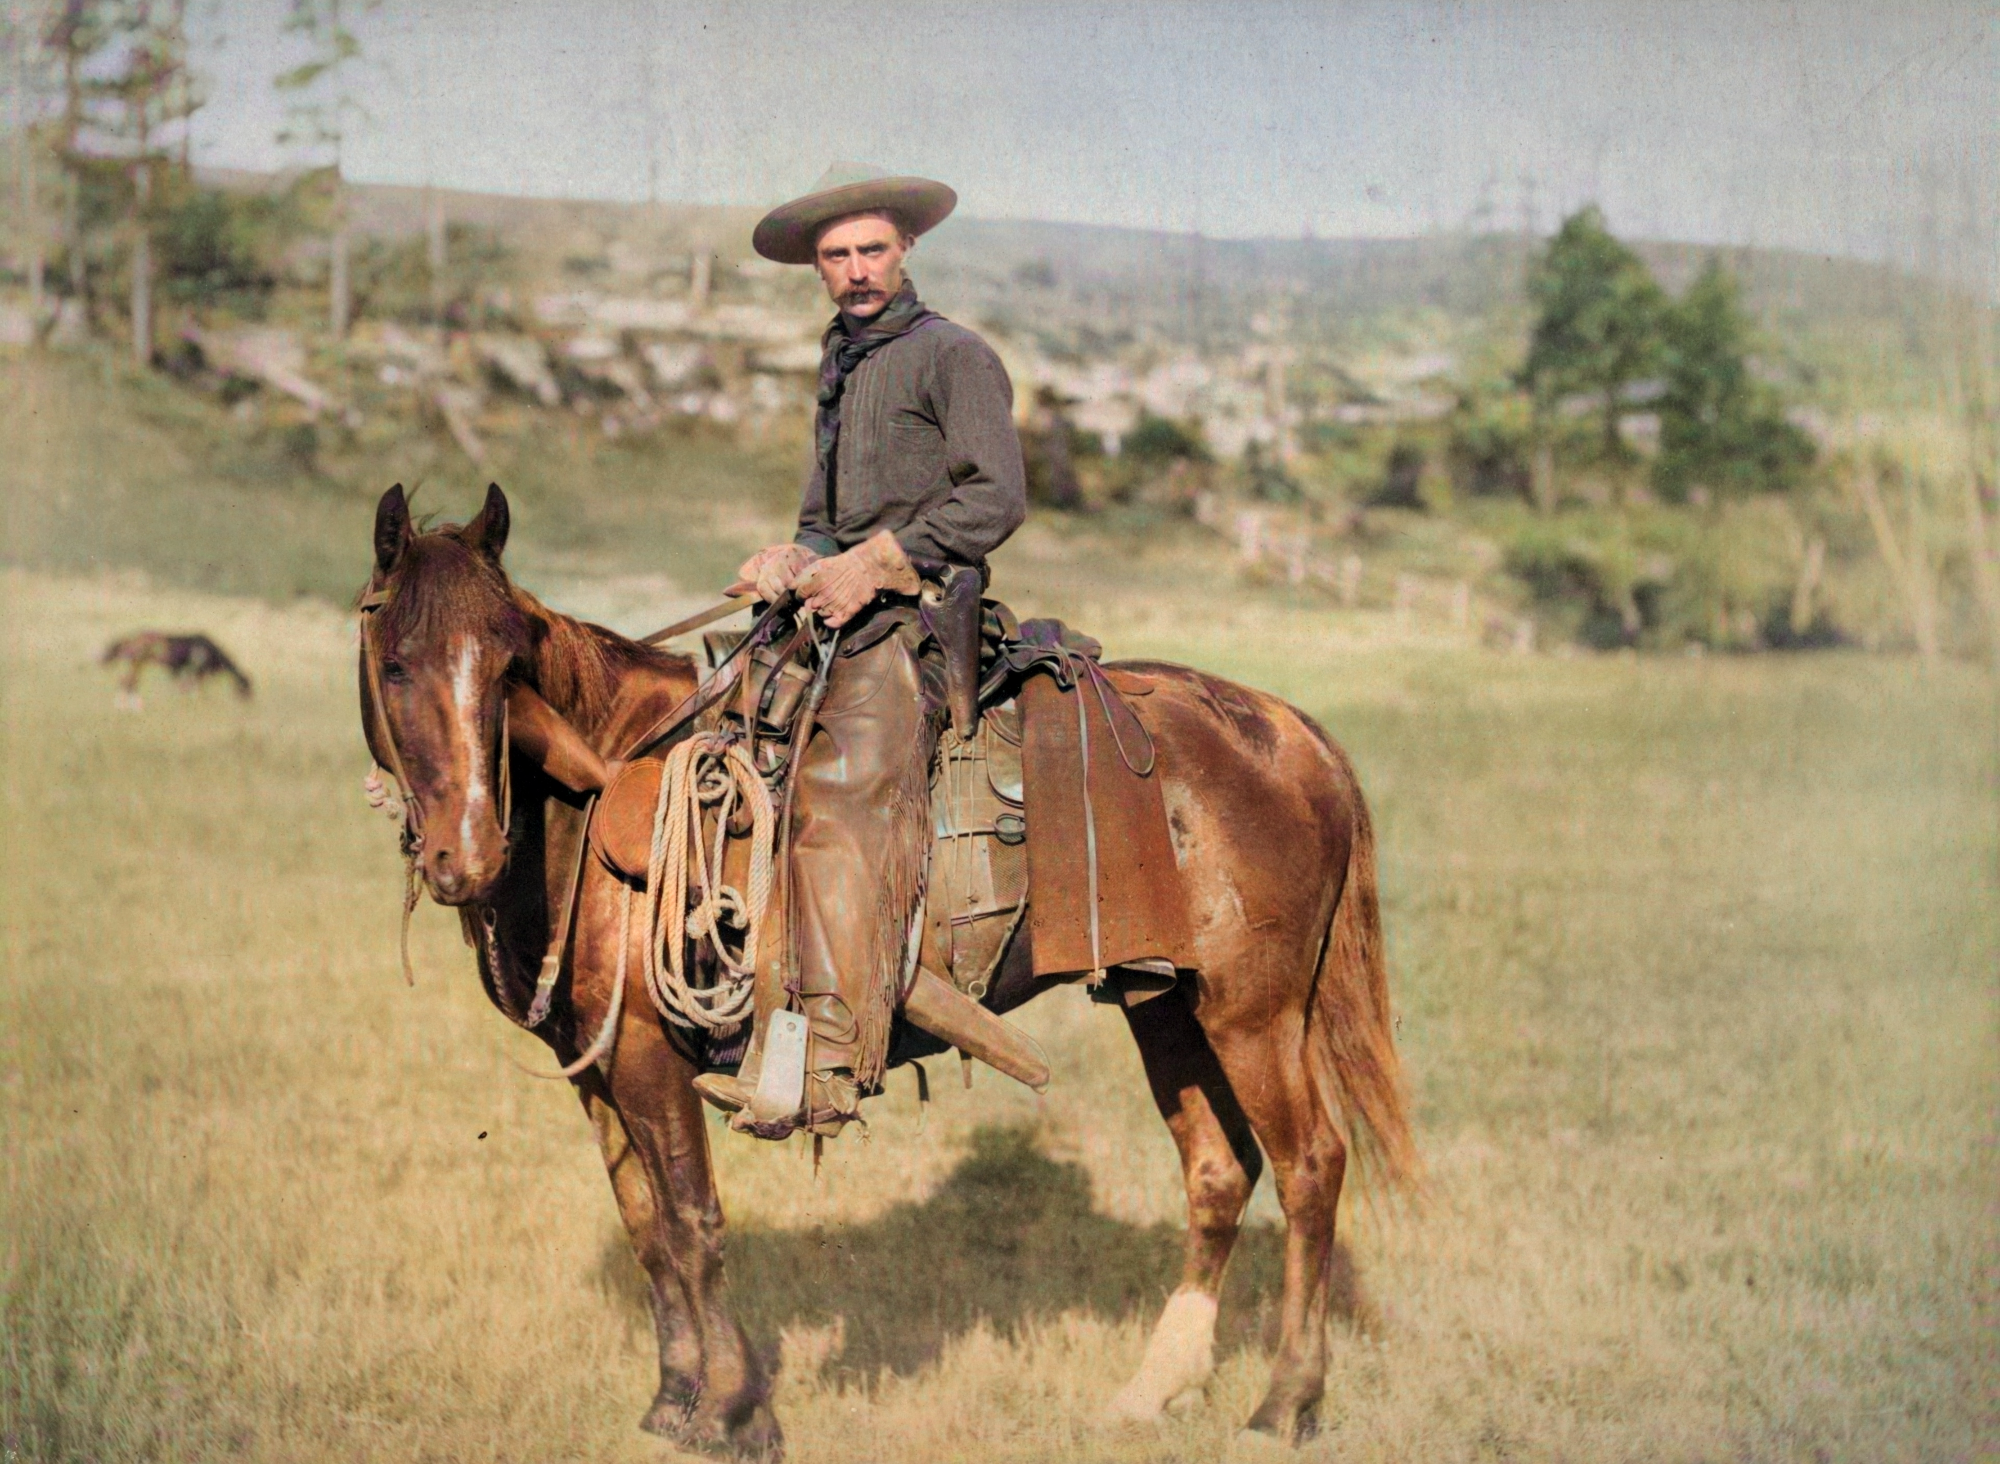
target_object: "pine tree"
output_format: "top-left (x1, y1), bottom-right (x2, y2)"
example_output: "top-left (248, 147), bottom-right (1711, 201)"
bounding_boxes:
top-left (1653, 258), bottom-right (1814, 502)
top-left (1521, 206), bottom-right (1666, 462)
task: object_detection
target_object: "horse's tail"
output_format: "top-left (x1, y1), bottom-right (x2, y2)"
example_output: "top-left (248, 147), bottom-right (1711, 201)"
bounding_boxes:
top-left (1307, 779), bottom-right (1420, 1192)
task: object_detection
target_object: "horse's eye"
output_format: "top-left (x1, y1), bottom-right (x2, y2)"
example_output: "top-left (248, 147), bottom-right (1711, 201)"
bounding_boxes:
top-left (381, 659), bottom-right (409, 684)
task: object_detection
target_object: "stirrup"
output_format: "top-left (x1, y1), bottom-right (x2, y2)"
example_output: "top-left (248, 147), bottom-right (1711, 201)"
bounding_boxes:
top-left (723, 1071), bottom-right (862, 1142)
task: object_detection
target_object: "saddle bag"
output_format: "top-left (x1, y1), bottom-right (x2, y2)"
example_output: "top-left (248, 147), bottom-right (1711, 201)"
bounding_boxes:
top-left (916, 700), bottom-right (1028, 1001)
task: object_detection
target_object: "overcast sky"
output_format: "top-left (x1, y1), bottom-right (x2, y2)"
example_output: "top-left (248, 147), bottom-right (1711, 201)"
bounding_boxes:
top-left (170, 0), bottom-right (1995, 271)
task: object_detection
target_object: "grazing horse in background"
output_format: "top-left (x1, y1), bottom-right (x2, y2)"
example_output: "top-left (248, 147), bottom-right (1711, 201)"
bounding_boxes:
top-left (357, 483), bottom-right (1415, 1456)
top-left (102, 632), bottom-right (253, 703)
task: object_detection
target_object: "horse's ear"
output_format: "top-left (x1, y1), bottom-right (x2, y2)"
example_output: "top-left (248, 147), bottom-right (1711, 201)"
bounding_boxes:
top-left (464, 482), bottom-right (510, 563)
top-left (373, 484), bottom-right (411, 576)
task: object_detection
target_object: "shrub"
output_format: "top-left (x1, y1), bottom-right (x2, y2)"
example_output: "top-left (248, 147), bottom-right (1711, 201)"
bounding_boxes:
top-left (1448, 391), bottom-right (1534, 500)
top-left (154, 184), bottom-right (287, 308)
top-left (1367, 442), bottom-right (1428, 510)
top-left (1123, 412), bottom-right (1209, 464)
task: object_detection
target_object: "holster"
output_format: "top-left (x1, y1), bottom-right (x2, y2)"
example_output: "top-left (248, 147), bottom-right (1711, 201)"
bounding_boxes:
top-left (919, 562), bottom-right (984, 739)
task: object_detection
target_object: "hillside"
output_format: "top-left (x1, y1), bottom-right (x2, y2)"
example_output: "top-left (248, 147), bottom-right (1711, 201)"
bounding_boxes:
top-left (2, 169), bottom-right (1992, 661)
top-left (315, 174), bottom-right (1950, 394)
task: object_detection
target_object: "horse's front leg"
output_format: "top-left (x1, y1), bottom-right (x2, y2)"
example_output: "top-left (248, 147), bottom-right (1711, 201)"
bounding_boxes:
top-left (576, 1077), bottom-right (705, 1434)
top-left (565, 859), bottom-right (778, 1457)
top-left (607, 1030), bottom-right (780, 1459)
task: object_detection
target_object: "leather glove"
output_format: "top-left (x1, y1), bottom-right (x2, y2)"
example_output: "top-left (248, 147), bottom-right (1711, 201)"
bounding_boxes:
top-left (728, 542), bottom-right (819, 604)
top-left (794, 530), bottom-right (921, 628)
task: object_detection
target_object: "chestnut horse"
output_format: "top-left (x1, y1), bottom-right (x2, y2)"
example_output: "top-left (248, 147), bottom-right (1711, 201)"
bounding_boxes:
top-left (358, 484), bottom-right (1414, 1455)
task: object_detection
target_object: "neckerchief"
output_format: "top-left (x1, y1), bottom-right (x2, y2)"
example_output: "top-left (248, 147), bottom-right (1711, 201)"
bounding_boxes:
top-left (815, 279), bottom-right (937, 527)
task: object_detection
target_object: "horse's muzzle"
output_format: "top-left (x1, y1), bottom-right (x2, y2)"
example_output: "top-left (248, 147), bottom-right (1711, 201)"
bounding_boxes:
top-left (423, 840), bottom-right (504, 906)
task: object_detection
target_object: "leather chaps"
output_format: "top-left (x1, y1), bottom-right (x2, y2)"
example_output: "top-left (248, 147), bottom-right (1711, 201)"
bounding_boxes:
top-left (786, 621), bottom-right (946, 1096)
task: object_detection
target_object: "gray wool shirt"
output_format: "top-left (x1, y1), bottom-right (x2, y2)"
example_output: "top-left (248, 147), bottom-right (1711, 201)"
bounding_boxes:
top-left (793, 316), bottom-right (1027, 571)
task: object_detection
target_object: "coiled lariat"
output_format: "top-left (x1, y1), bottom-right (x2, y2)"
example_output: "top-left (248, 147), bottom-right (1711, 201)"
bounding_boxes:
top-left (641, 733), bottom-right (776, 1032)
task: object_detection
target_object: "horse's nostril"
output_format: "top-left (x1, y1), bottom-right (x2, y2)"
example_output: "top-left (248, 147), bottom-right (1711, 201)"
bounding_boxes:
top-left (431, 848), bottom-right (454, 869)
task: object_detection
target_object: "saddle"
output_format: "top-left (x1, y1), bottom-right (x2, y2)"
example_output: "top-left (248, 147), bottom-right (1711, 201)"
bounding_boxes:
top-left (587, 587), bottom-right (1196, 1015)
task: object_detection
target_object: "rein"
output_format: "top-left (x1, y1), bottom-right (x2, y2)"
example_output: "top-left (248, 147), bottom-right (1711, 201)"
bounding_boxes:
top-left (519, 597), bottom-right (792, 1028)
top-left (359, 585), bottom-right (426, 986)
top-left (362, 584), bottom-right (794, 1076)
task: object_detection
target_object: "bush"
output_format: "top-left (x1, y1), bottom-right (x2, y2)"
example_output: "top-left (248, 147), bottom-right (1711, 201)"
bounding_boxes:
top-left (1504, 519), bottom-right (1652, 647)
top-left (1367, 442), bottom-right (1429, 510)
top-left (1448, 392), bottom-right (1534, 500)
top-left (1123, 412), bottom-right (1209, 464)
top-left (154, 184), bottom-right (288, 308)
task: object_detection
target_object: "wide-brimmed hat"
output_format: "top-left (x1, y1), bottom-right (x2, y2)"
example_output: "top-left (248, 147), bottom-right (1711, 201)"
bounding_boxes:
top-left (752, 162), bottom-right (957, 265)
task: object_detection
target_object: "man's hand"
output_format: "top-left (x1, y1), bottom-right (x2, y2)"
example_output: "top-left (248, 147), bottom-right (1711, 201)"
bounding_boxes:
top-left (794, 530), bottom-right (921, 628)
top-left (728, 542), bottom-right (819, 604)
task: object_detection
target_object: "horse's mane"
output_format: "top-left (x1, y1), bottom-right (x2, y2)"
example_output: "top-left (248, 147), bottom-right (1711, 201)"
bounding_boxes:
top-left (509, 583), bottom-right (685, 733)
top-left (368, 524), bottom-right (689, 737)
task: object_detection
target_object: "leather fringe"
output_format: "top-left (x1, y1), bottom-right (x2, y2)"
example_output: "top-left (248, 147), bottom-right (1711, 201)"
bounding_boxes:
top-left (853, 712), bottom-right (941, 1089)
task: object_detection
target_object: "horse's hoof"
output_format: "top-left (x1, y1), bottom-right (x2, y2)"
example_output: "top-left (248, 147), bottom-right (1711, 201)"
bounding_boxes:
top-left (1105, 1382), bottom-right (1207, 1425)
top-left (672, 1402), bottom-right (783, 1461)
top-left (1233, 1399), bottom-right (1321, 1453)
top-left (725, 1404), bottom-right (783, 1462)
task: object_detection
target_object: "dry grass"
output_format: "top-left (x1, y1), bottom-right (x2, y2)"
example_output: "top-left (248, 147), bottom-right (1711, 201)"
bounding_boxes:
top-left (2, 567), bottom-right (1994, 1463)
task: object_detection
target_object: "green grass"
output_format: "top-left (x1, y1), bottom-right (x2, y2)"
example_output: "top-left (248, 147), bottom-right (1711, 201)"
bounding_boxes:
top-left (1, 559), bottom-right (1992, 1462)
top-left (0, 347), bottom-right (802, 607)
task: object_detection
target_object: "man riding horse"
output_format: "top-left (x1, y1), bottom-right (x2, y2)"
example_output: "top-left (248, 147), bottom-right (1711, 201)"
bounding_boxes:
top-left (691, 164), bottom-right (1026, 1141)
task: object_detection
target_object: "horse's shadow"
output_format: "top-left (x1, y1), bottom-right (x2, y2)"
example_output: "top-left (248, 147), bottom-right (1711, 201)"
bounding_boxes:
top-left (595, 1125), bottom-right (1371, 1384)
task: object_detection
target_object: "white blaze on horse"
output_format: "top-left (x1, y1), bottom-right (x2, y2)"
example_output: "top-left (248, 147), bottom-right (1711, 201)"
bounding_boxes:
top-left (357, 483), bottom-right (1415, 1455)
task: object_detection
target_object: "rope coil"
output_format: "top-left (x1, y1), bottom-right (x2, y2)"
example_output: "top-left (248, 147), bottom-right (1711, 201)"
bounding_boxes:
top-left (640, 733), bottom-right (776, 1032)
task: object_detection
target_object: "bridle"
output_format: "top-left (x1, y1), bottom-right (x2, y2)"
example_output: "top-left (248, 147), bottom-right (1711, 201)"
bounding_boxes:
top-left (358, 580), bottom-right (514, 983)
top-left (360, 572), bottom-right (790, 1016)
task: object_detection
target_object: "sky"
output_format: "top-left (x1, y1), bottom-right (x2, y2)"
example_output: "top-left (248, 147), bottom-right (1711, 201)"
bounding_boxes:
top-left (160, 1), bottom-right (1997, 272)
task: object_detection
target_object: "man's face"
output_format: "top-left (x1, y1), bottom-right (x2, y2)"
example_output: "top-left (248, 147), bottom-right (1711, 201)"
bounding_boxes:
top-left (814, 213), bottom-right (910, 319)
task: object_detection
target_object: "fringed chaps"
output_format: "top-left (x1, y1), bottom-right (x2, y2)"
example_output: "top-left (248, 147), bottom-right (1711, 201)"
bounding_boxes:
top-left (783, 628), bottom-right (944, 1091)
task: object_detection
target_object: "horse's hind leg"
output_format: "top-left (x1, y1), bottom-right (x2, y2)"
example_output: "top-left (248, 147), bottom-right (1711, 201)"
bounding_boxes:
top-left (1106, 988), bottom-right (1263, 1422)
top-left (1204, 1010), bottom-right (1348, 1443)
top-left (578, 1082), bottom-right (704, 1434)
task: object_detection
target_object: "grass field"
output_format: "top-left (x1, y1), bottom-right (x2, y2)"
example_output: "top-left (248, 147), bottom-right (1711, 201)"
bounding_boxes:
top-left (2, 558), bottom-right (1993, 1464)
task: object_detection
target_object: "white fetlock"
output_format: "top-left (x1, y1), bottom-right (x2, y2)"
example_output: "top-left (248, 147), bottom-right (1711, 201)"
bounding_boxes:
top-left (1104, 1288), bottom-right (1218, 1422)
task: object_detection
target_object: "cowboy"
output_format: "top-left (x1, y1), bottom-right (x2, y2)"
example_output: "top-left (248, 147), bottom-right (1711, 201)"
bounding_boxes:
top-left (695, 164), bottom-right (1026, 1139)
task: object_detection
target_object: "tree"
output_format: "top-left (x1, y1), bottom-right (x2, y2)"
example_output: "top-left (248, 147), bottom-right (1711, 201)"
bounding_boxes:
top-left (38, 0), bottom-right (199, 362)
top-left (1652, 258), bottom-right (1813, 503)
top-left (41, 0), bottom-right (116, 302)
top-left (6, 1), bottom-right (68, 313)
top-left (1521, 206), bottom-right (1666, 468)
top-left (276, 0), bottom-right (371, 337)
top-left (101, 1), bottom-right (199, 363)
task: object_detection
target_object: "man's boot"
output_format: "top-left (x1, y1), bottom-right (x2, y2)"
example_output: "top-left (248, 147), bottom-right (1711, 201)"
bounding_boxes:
top-left (693, 630), bottom-right (937, 1140)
